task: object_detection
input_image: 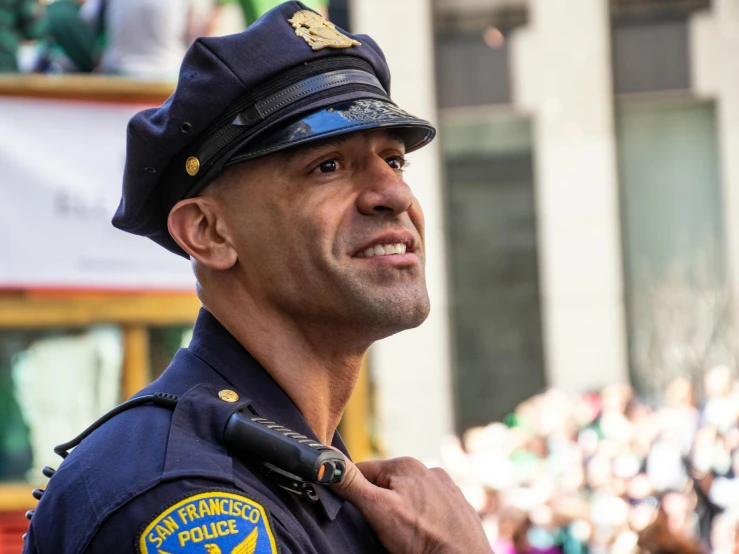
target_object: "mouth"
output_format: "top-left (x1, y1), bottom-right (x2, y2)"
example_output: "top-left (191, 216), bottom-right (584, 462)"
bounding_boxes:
top-left (353, 234), bottom-right (416, 259)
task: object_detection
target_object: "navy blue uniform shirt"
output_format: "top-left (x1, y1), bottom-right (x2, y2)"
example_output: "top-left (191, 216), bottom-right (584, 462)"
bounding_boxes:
top-left (24, 308), bottom-right (386, 553)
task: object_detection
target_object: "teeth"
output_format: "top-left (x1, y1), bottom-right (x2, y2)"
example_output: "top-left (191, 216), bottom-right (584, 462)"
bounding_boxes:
top-left (358, 243), bottom-right (408, 258)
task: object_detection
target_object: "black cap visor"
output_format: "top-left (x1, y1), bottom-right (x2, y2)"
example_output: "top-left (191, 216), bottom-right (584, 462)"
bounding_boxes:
top-left (225, 98), bottom-right (436, 166)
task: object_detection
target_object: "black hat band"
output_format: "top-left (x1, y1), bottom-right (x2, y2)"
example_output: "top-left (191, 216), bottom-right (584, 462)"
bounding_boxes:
top-left (160, 57), bottom-right (389, 209)
top-left (192, 69), bottom-right (385, 171)
top-left (234, 69), bottom-right (384, 127)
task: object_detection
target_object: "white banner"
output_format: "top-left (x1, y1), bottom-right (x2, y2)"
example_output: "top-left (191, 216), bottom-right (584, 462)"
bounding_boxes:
top-left (0, 97), bottom-right (195, 291)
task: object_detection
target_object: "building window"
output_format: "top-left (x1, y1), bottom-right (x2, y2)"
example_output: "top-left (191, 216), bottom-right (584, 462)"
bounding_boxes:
top-left (442, 110), bottom-right (546, 431)
top-left (616, 99), bottom-right (728, 394)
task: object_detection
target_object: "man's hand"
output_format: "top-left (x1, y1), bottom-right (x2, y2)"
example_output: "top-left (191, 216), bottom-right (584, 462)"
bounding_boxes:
top-left (331, 456), bottom-right (493, 554)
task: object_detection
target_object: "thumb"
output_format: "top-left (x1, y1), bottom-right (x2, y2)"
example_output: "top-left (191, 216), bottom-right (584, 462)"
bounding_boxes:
top-left (330, 456), bottom-right (384, 506)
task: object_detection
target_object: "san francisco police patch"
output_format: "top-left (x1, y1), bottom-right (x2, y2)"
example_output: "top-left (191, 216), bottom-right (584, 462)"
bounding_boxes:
top-left (138, 491), bottom-right (278, 554)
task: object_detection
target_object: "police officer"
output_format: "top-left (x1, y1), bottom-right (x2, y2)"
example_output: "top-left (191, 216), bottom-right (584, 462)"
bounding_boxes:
top-left (24, 2), bottom-right (493, 553)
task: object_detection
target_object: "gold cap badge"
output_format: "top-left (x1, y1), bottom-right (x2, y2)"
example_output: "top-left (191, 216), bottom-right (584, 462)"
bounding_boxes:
top-left (289, 10), bottom-right (361, 51)
top-left (185, 156), bottom-right (200, 176)
top-left (218, 389), bottom-right (239, 403)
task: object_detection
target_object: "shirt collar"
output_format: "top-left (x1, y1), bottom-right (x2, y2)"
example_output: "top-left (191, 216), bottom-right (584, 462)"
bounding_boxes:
top-left (187, 308), bottom-right (347, 520)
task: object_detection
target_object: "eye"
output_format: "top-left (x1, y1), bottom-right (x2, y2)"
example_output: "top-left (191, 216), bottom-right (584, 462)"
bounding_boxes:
top-left (386, 156), bottom-right (408, 171)
top-left (317, 159), bottom-right (340, 173)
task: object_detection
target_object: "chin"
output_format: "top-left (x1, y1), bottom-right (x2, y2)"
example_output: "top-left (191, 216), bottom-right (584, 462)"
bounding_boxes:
top-left (400, 297), bottom-right (431, 330)
top-left (357, 292), bottom-right (431, 340)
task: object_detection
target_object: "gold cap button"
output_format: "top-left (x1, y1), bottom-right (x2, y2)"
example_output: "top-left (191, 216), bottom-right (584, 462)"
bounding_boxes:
top-left (185, 156), bottom-right (200, 176)
top-left (218, 390), bottom-right (239, 403)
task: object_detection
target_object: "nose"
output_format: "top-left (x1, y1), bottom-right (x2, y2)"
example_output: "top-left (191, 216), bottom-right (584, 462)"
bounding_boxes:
top-left (355, 157), bottom-right (414, 217)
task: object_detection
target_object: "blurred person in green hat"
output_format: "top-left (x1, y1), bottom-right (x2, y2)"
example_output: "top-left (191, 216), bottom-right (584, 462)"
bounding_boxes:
top-left (43, 0), bottom-right (100, 73)
top-left (0, 0), bottom-right (45, 72)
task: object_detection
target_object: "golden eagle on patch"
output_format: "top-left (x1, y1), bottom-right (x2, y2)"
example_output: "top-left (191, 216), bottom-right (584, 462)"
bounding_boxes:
top-left (204, 528), bottom-right (258, 554)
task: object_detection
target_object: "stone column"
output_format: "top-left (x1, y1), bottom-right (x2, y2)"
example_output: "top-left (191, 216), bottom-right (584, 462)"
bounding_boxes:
top-left (691, 0), bottom-right (739, 324)
top-left (349, 0), bottom-right (454, 461)
top-left (510, 0), bottom-right (629, 389)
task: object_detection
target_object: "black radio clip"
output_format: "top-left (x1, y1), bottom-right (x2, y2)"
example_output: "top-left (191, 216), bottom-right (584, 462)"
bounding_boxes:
top-left (225, 411), bottom-right (346, 501)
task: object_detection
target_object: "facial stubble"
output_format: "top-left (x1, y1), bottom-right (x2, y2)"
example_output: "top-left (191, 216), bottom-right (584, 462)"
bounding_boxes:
top-left (331, 260), bottom-right (431, 338)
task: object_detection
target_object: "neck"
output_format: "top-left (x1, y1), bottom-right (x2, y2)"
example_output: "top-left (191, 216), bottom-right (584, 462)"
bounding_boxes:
top-left (202, 291), bottom-right (369, 445)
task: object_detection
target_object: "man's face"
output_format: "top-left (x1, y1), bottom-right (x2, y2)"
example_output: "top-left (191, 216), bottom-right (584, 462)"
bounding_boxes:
top-left (209, 129), bottom-right (430, 340)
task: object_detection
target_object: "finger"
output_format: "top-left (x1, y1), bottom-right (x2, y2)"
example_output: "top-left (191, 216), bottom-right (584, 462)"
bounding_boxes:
top-left (327, 447), bottom-right (386, 487)
top-left (353, 459), bottom-right (386, 486)
top-left (326, 447), bottom-right (384, 490)
top-left (429, 466), bottom-right (454, 484)
top-left (330, 455), bottom-right (377, 505)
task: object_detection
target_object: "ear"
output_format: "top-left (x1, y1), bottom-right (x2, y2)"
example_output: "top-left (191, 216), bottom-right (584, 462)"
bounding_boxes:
top-left (167, 197), bottom-right (238, 270)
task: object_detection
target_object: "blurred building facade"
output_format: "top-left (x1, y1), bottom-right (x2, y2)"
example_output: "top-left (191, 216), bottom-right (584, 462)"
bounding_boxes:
top-left (351, 0), bottom-right (739, 460)
top-left (2, 0), bottom-right (739, 508)
top-left (3, 2), bottom-right (739, 547)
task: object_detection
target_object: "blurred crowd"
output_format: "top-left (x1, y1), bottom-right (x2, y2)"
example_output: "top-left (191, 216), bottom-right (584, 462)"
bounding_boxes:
top-left (0, 0), bottom-right (327, 77)
top-left (443, 366), bottom-right (739, 554)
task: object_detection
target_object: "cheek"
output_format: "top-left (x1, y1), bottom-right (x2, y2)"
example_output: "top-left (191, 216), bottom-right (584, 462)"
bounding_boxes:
top-left (235, 179), bottom-right (355, 267)
top-left (254, 200), bottom-right (338, 275)
top-left (226, 192), bottom-right (291, 267)
top-left (231, 201), bottom-right (273, 249)
top-left (410, 197), bottom-right (425, 240)
top-left (309, 191), bottom-right (357, 257)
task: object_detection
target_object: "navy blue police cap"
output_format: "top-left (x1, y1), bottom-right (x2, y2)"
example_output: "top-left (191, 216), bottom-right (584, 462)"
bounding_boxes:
top-left (112, 1), bottom-right (436, 258)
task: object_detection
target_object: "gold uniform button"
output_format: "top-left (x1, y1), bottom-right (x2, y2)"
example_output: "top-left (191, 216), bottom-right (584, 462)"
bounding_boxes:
top-left (218, 389), bottom-right (239, 403)
top-left (185, 156), bottom-right (200, 176)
